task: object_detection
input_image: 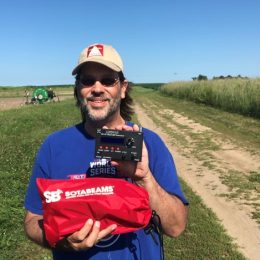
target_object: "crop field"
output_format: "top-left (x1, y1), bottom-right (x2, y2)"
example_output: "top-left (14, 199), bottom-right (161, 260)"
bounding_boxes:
top-left (160, 78), bottom-right (260, 118)
top-left (1, 85), bottom-right (259, 259)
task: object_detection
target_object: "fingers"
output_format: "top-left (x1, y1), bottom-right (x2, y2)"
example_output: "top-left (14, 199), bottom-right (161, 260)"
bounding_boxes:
top-left (103, 125), bottom-right (134, 131)
top-left (97, 224), bottom-right (117, 241)
top-left (103, 124), bottom-right (140, 132)
top-left (68, 218), bottom-right (94, 243)
top-left (133, 124), bottom-right (140, 132)
top-left (80, 221), bottom-right (101, 248)
top-left (121, 124), bottom-right (140, 132)
top-left (115, 125), bottom-right (132, 131)
top-left (66, 220), bottom-right (117, 251)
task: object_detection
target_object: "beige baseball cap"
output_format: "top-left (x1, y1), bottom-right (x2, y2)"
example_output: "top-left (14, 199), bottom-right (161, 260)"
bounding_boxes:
top-left (72, 44), bottom-right (124, 75)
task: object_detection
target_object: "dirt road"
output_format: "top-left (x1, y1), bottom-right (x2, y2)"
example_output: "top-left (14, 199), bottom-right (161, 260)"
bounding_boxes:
top-left (135, 103), bottom-right (260, 260)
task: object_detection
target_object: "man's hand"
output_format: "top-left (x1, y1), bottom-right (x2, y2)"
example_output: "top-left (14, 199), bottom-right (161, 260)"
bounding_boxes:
top-left (57, 219), bottom-right (117, 251)
top-left (104, 124), bottom-right (151, 184)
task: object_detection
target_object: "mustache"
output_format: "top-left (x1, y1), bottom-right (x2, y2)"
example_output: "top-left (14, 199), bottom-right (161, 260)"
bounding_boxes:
top-left (79, 94), bottom-right (111, 104)
top-left (87, 96), bottom-right (110, 101)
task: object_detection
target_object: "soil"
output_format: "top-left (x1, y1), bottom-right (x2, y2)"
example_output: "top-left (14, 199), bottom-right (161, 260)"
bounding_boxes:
top-left (1, 98), bottom-right (260, 259)
top-left (0, 97), bottom-right (26, 110)
top-left (0, 96), bottom-right (73, 111)
top-left (135, 103), bottom-right (260, 260)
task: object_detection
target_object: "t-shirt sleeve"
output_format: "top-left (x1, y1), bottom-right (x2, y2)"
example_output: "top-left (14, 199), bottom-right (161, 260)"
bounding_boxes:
top-left (144, 129), bottom-right (188, 205)
top-left (24, 138), bottom-right (52, 215)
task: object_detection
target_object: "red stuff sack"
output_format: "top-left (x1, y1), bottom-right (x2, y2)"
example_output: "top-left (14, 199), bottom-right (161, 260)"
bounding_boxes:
top-left (36, 178), bottom-right (152, 247)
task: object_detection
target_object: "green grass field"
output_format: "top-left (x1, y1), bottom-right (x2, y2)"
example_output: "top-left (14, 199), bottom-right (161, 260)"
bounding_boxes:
top-left (0, 87), bottom-right (248, 259)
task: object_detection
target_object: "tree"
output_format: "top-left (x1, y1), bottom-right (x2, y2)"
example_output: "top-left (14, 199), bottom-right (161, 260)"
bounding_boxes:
top-left (197, 74), bottom-right (208, 81)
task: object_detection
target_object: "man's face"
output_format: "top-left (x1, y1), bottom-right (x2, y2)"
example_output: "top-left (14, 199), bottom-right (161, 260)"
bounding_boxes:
top-left (77, 63), bottom-right (127, 123)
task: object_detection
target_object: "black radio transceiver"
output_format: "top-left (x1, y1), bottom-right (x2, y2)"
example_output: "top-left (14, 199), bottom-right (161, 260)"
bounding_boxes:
top-left (95, 128), bottom-right (143, 161)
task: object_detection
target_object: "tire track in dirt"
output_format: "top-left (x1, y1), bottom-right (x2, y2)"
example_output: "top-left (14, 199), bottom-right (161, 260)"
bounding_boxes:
top-left (135, 103), bottom-right (260, 260)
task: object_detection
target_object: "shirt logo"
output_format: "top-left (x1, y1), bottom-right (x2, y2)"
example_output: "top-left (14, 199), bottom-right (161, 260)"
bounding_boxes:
top-left (88, 158), bottom-right (117, 177)
top-left (87, 44), bottom-right (104, 57)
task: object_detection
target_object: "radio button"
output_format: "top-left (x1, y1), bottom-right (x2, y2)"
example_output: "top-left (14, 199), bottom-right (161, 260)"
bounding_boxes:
top-left (126, 138), bottom-right (135, 148)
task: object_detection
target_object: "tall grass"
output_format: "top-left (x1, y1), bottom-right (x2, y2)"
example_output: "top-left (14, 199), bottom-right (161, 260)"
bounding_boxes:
top-left (160, 78), bottom-right (260, 118)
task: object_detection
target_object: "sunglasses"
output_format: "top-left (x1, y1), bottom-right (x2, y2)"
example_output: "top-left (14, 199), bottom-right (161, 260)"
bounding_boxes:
top-left (79, 76), bottom-right (119, 87)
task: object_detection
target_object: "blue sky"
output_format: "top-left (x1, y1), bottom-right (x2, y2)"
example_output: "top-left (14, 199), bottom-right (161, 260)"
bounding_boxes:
top-left (0, 0), bottom-right (259, 86)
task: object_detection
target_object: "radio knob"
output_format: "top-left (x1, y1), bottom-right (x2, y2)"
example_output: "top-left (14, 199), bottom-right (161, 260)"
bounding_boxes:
top-left (126, 138), bottom-right (134, 148)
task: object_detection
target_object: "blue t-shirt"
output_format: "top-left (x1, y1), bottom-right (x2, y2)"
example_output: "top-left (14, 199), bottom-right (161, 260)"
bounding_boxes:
top-left (24, 123), bottom-right (188, 260)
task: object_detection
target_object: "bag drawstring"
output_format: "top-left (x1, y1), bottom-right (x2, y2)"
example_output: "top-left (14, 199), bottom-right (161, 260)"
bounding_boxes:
top-left (144, 210), bottom-right (164, 260)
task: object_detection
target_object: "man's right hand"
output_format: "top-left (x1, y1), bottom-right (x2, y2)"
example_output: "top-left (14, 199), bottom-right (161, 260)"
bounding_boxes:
top-left (56, 219), bottom-right (117, 251)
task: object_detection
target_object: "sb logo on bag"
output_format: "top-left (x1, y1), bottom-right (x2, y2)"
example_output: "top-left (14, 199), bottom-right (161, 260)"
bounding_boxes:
top-left (43, 189), bottom-right (63, 203)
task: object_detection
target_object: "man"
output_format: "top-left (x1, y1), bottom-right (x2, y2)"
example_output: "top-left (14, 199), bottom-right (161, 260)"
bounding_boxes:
top-left (24, 43), bottom-right (188, 259)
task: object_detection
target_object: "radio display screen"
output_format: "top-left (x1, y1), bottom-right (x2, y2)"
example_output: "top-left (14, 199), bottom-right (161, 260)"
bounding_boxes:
top-left (100, 137), bottom-right (124, 145)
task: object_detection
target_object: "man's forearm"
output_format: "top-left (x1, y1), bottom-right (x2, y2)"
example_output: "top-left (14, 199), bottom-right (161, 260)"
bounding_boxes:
top-left (24, 213), bottom-right (50, 248)
top-left (137, 171), bottom-right (188, 237)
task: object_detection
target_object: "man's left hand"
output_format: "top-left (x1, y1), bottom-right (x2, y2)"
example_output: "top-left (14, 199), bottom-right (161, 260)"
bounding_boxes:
top-left (104, 124), bottom-right (151, 184)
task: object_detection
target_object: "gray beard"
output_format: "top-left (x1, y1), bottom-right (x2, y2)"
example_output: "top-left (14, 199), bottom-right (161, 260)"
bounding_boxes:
top-left (79, 96), bottom-right (121, 123)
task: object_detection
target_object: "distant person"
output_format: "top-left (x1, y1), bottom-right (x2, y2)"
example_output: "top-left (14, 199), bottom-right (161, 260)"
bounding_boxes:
top-left (24, 89), bottom-right (30, 104)
top-left (47, 88), bottom-right (55, 101)
top-left (24, 43), bottom-right (188, 259)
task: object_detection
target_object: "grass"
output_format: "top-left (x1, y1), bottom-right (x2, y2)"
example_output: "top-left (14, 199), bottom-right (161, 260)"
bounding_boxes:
top-left (160, 78), bottom-right (260, 118)
top-left (0, 99), bottom-right (80, 259)
top-left (164, 180), bottom-right (245, 260)
top-left (0, 88), bottom-right (249, 259)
